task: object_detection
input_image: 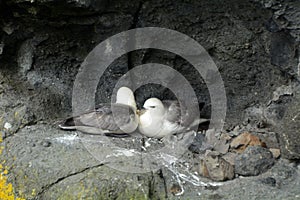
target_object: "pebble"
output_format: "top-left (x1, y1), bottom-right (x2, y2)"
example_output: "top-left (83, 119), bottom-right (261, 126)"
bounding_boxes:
top-left (40, 140), bottom-right (51, 147)
top-left (213, 141), bottom-right (229, 155)
top-left (4, 122), bottom-right (12, 130)
top-left (205, 130), bottom-right (229, 154)
top-left (230, 125), bottom-right (242, 136)
top-left (269, 148), bottom-right (281, 159)
top-left (259, 177), bottom-right (277, 187)
top-left (188, 133), bottom-right (206, 154)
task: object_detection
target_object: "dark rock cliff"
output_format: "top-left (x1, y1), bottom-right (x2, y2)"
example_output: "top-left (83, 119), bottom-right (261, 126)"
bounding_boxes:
top-left (0, 0), bottom-right (299, 199)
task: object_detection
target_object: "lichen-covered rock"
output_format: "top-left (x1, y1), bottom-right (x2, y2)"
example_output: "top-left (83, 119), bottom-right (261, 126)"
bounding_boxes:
top-left (235, 146), bottom-right (275, 176)
top-left (2, 124), bottom-right (167, 199)
top-left (39, 166), bottom-right (154, 200)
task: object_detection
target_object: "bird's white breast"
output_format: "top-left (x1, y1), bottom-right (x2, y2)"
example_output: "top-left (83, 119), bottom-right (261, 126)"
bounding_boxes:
top-left (138, 111), bottom-right (164, 137)
top-left (139, 112), bottom-right (182, 138)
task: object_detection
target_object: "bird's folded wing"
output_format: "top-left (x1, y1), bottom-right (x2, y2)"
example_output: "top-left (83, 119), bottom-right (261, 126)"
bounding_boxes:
top-left (60, 103), bottom-right (135, 133)
top-left (164, 100), bottom-right (207, 127)
top-left (164, 100), bottom-right (182, 125)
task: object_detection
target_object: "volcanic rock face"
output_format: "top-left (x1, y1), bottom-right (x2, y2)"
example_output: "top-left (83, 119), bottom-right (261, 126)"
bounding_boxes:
top-left (0, 0), bottom-right (300, 199)
top-left (276, 92), bottom-right (300, 159)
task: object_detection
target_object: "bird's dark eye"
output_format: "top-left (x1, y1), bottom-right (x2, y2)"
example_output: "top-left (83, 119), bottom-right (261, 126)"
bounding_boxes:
top-left (150, 106), bottom-right (156, 108)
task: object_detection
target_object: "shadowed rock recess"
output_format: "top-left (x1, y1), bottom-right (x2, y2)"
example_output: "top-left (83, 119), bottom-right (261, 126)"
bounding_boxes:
top-left (0, 0), bottom-right (300, 199)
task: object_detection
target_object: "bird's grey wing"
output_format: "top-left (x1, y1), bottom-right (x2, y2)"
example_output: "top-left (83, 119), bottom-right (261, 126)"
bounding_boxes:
top-left (60, 103), bottom-right (111, 128)
top-left (92, 103), bottom-right (135, 132)
top-left (59, 103), bottom-right (136, 134)
top-left (163, 100), bottom-right (204, 127)
top-left (58, 106), bottom-right (106, 130)
top-left (163, 100), bottom-right (182, 125)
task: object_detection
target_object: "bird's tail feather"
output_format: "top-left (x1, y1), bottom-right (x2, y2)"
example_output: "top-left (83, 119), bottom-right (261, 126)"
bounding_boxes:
top-left (58, 117), bottom-right (76, 130)
top-left (190, 118), bottom-right (209, 127)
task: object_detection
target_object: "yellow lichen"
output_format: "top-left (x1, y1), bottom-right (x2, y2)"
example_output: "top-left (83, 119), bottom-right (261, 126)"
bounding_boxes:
top-left (0, 132), bottom-right (25, 200)
top-left (31, 189), bottom-right (36, 196)
top-left (14, 112), bottom-right (18, 119)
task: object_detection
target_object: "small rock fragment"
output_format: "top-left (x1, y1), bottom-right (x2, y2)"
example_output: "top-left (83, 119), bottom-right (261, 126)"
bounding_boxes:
top-left (198, 152), bottom-right (235, 181)
top-left (188, 133), bottom-right (207, 154)
top-left (259, 177), bottom-right (277, 187)
top-left (41, 140), bottom-right (51, 147)
top-left (4, 122), bottom-right (12, 130)
top-left (3, 105), bottom-right (36, 136)
top-left (220, 132), bottom-right (232, 141)
top-left (214, 140), bottom-right (229, 155)
top-left (269, 148), bottom-right (281, 159)
top-left (270, 85), bottom-right (293, 103)
top-left (170, 184), bottom-right (182, 196)
top-left (230, 132), bottom-right (266, 153)
top-left (235, 146), bottom-right (275, 176)
top-left (221, 152), bottom-right (237, 166)
top-left (229, 125), bottom-right (241, 136)
top-left (0, 43), bottom-right (4, 55)
top-left (214, 133), bottom-right (231, 154)
top-left (256, 132), bottom-right (280, 149)
top-left (205, 129), bottom-right (229, 154)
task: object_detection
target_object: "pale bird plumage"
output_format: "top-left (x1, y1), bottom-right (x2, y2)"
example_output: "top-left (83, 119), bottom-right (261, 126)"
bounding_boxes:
top-left (138, 98), bottom-right (208, 138)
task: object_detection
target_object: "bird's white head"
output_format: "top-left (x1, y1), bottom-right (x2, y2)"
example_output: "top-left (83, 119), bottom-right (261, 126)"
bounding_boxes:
top-left (116, 87), bottom-right (137, 110)
top-left (143, 98), bottom-right (165, 115)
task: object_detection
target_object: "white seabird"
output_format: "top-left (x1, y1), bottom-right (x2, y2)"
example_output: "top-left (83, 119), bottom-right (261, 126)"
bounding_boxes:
top-left (138, 98), bottom-right (207, 138)
top-left (59, 87), bottom-right (139, 136)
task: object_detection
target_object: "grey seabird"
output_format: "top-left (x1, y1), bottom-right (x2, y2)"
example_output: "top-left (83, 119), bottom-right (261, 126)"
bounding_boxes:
top-left (59, 87), bottom-right (139, 136)
top-left (138, 98), bottom-right (208, 138)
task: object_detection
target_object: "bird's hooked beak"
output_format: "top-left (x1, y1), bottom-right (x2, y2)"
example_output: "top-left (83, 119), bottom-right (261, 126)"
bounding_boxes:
top-left (137, 109), bottom-right (147, 116)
